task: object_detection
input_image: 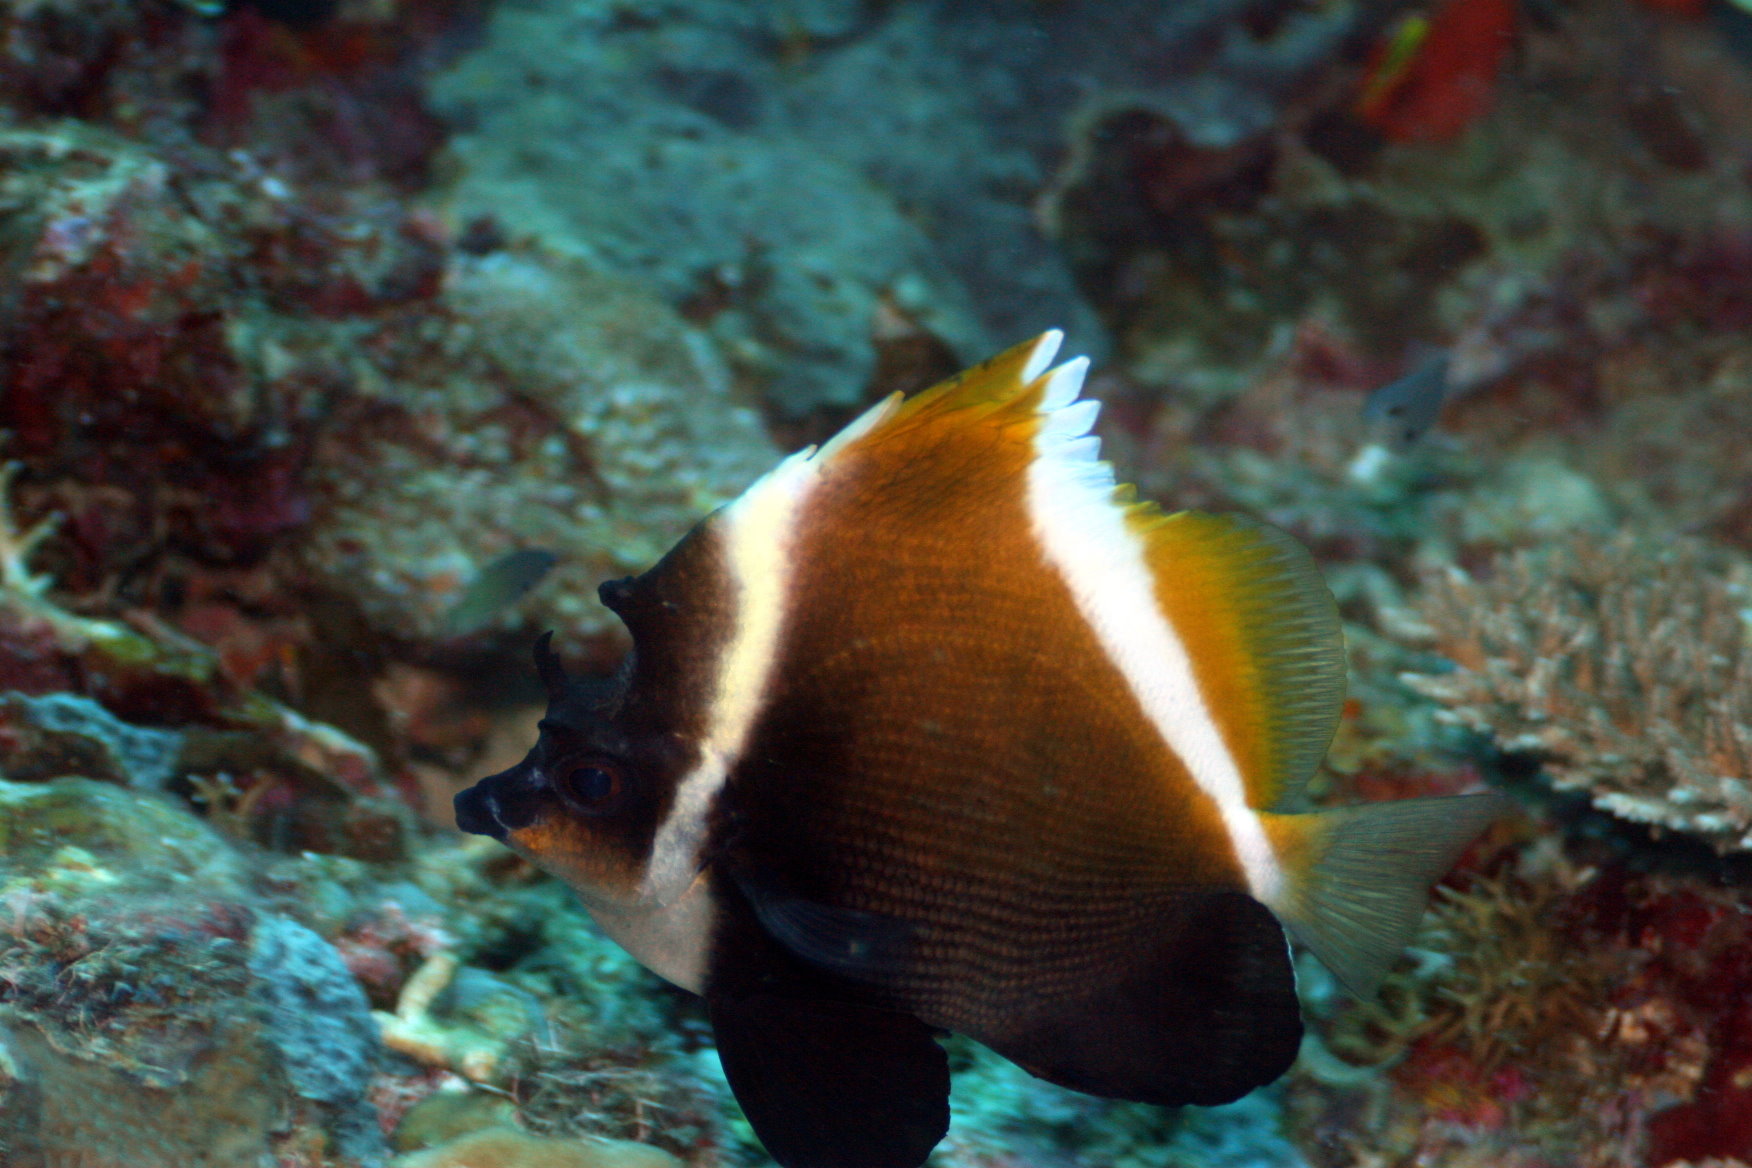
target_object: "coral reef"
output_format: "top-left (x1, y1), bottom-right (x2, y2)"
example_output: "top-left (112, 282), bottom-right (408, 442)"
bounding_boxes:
top-left (300, 248), bottom-right (778, 647)
top-left (0, 780), bottom-right (317, 1166)
top-left (1294, 841), bottom-right (1752, 1167)
top-left (1406, 535), bottom-right (1752, 852)
top-left (252, 914), bottom-right (389, 1165)
top-left (1065, 0), bottom-right (1752, 426)
top-left (1, 0), bottom-right (1750, 1164)
top-left (0, 119), bottom-right (779, 657)
top-left (0, 689), bottom-right (183, 788)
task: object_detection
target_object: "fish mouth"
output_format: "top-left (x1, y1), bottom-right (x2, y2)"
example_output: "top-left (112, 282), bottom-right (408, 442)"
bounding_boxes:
top-left (453, 782), bottom-right (508, 841)
top-left (454, 765), bottom-right (546, 842)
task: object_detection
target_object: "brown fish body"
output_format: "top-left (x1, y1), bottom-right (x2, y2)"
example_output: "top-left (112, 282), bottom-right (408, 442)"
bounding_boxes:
top-left (455, 332), bottom-right (1504, 1168)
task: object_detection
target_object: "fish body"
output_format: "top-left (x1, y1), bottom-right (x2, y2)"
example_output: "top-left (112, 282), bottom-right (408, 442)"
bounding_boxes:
top-left (1357, 0), bottom-right (1518, 143)
top-left (455, 333), bottom-right (1503, 1168)
top-left (1364, 353), bottom-right (1451, 450)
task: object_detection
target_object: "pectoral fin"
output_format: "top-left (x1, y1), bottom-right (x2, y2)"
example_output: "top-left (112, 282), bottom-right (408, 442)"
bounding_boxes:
top-left (732, 867), bottom-right (917, 983)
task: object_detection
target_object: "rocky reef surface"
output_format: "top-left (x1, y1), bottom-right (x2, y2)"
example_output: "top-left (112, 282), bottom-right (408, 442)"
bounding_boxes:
top-left (2, 0), bottom-right (1752, 1165)
top-left (427, 0), bottom-right (1351, 419)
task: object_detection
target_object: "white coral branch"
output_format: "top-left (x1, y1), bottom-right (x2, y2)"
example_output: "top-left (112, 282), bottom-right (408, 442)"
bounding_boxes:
top-left (0, 460), bottom-right (59, 598)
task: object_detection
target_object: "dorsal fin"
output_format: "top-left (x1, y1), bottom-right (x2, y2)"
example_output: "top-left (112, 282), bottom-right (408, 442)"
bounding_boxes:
top-left (816, 330), bottom-right (1078, 465)
top-left (1126, 507), bottom-right (1346, 812)
top-left (817, 330), bottom-right (1342, 814)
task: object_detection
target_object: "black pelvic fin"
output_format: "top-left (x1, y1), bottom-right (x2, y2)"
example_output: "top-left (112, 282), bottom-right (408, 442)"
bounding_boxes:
top-left (986, 891), bottom-right (1302, 1108)
top-left (532, 630), bottom-right (569, 704)
top-left (709, 993), bottom-right (949, 1168)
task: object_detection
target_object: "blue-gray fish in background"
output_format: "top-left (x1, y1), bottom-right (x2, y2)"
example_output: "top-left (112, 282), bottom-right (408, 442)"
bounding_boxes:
top-left (442, 548), bottom-right (559, 636)
top-left (1364, 354), bottom-right (1451, 449)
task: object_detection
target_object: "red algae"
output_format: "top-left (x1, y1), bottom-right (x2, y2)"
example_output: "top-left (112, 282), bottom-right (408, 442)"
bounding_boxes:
top-left (1357, 0), bottom-right (1519, 143)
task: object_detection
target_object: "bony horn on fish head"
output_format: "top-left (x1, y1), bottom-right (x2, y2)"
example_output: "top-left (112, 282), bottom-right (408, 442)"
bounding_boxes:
top-left (533, 629), bottom-right (569, 703)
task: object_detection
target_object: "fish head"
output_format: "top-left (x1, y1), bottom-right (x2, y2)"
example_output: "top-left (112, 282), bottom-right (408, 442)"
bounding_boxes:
top-left (454, 631), bottom-right (681, 909)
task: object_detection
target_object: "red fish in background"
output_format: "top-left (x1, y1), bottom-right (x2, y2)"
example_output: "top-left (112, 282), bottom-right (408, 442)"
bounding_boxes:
top-left (1357, 0), bottom-right (1520, 142)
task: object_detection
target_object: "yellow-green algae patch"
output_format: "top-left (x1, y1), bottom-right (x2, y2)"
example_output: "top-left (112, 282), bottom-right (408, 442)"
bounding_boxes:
top-left (0, 776), bottom-right (247, 892)
top-left (392, 1126), bottom-right (682, 1168)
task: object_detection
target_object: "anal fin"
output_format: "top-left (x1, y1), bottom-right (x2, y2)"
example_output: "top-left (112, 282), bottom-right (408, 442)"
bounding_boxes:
top-left (709, 993), bottom-right (949, 1168)
top-left (982, 891), bottom-right (1301, 1108)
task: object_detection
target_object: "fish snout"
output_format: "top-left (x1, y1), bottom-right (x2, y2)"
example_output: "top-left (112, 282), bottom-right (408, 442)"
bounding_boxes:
top-left (453, 782), bottom-right (507, 840)
top-left (453, 765), bottom-right (547, 841)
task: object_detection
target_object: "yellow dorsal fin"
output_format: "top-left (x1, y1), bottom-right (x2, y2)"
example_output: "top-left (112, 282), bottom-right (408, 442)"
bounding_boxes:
top-left (817, 331), bottom-right (1071, 464)
top-left (1127, 506), bottom-right (1346, 812)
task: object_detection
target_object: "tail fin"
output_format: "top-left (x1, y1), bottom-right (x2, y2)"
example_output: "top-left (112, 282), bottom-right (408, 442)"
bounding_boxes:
top-left (1260, 794), bottom-right (1509, 998)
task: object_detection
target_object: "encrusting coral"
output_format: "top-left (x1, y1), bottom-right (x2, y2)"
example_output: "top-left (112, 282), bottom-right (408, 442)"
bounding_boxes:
top-left (1404, 533), bottom-right (1752, 851)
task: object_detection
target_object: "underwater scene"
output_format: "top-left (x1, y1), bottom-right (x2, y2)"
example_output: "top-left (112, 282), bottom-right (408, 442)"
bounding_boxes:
top-left (2, 0), bottom-right (1751, 1165)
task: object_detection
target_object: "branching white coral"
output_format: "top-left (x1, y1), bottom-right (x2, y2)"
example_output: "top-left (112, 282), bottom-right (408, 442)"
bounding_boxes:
top-left (0, 461), bottom-right (60, 599)
top-left (1405, 534), bottom-right (1752, 851)
top-left (375, 952), bottom-right (505, 1083)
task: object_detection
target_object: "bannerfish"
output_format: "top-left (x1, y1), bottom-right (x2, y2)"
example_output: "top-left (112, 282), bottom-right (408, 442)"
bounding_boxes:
top-left (454, 332), bottom-right (1504, 1168)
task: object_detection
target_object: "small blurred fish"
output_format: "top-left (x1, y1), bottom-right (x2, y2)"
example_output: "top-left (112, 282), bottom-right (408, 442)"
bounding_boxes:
top-left (1364, 354), bottom-right (1451, 450)
top-left (442, 549), bottom-right (559, 636)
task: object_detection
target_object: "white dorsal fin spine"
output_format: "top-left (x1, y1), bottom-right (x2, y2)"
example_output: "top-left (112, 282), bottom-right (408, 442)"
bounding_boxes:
top-left (1021, 329), bottom-right (1065, 383)
top-left (1023, 357), bottom-right (1283, 905)
top-left (1037, 355), bottom-right (1089, 411)
top-left (1039, 399), bottom-right (1099, 450)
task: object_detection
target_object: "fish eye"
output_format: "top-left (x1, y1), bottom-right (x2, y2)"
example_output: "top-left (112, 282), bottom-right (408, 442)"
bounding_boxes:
top-left (557, 761), bottom-right (625, 814)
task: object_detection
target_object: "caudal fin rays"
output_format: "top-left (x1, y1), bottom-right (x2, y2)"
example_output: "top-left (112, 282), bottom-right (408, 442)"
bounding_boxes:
top-left (1261, 794), bottom-right (1510, 997)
